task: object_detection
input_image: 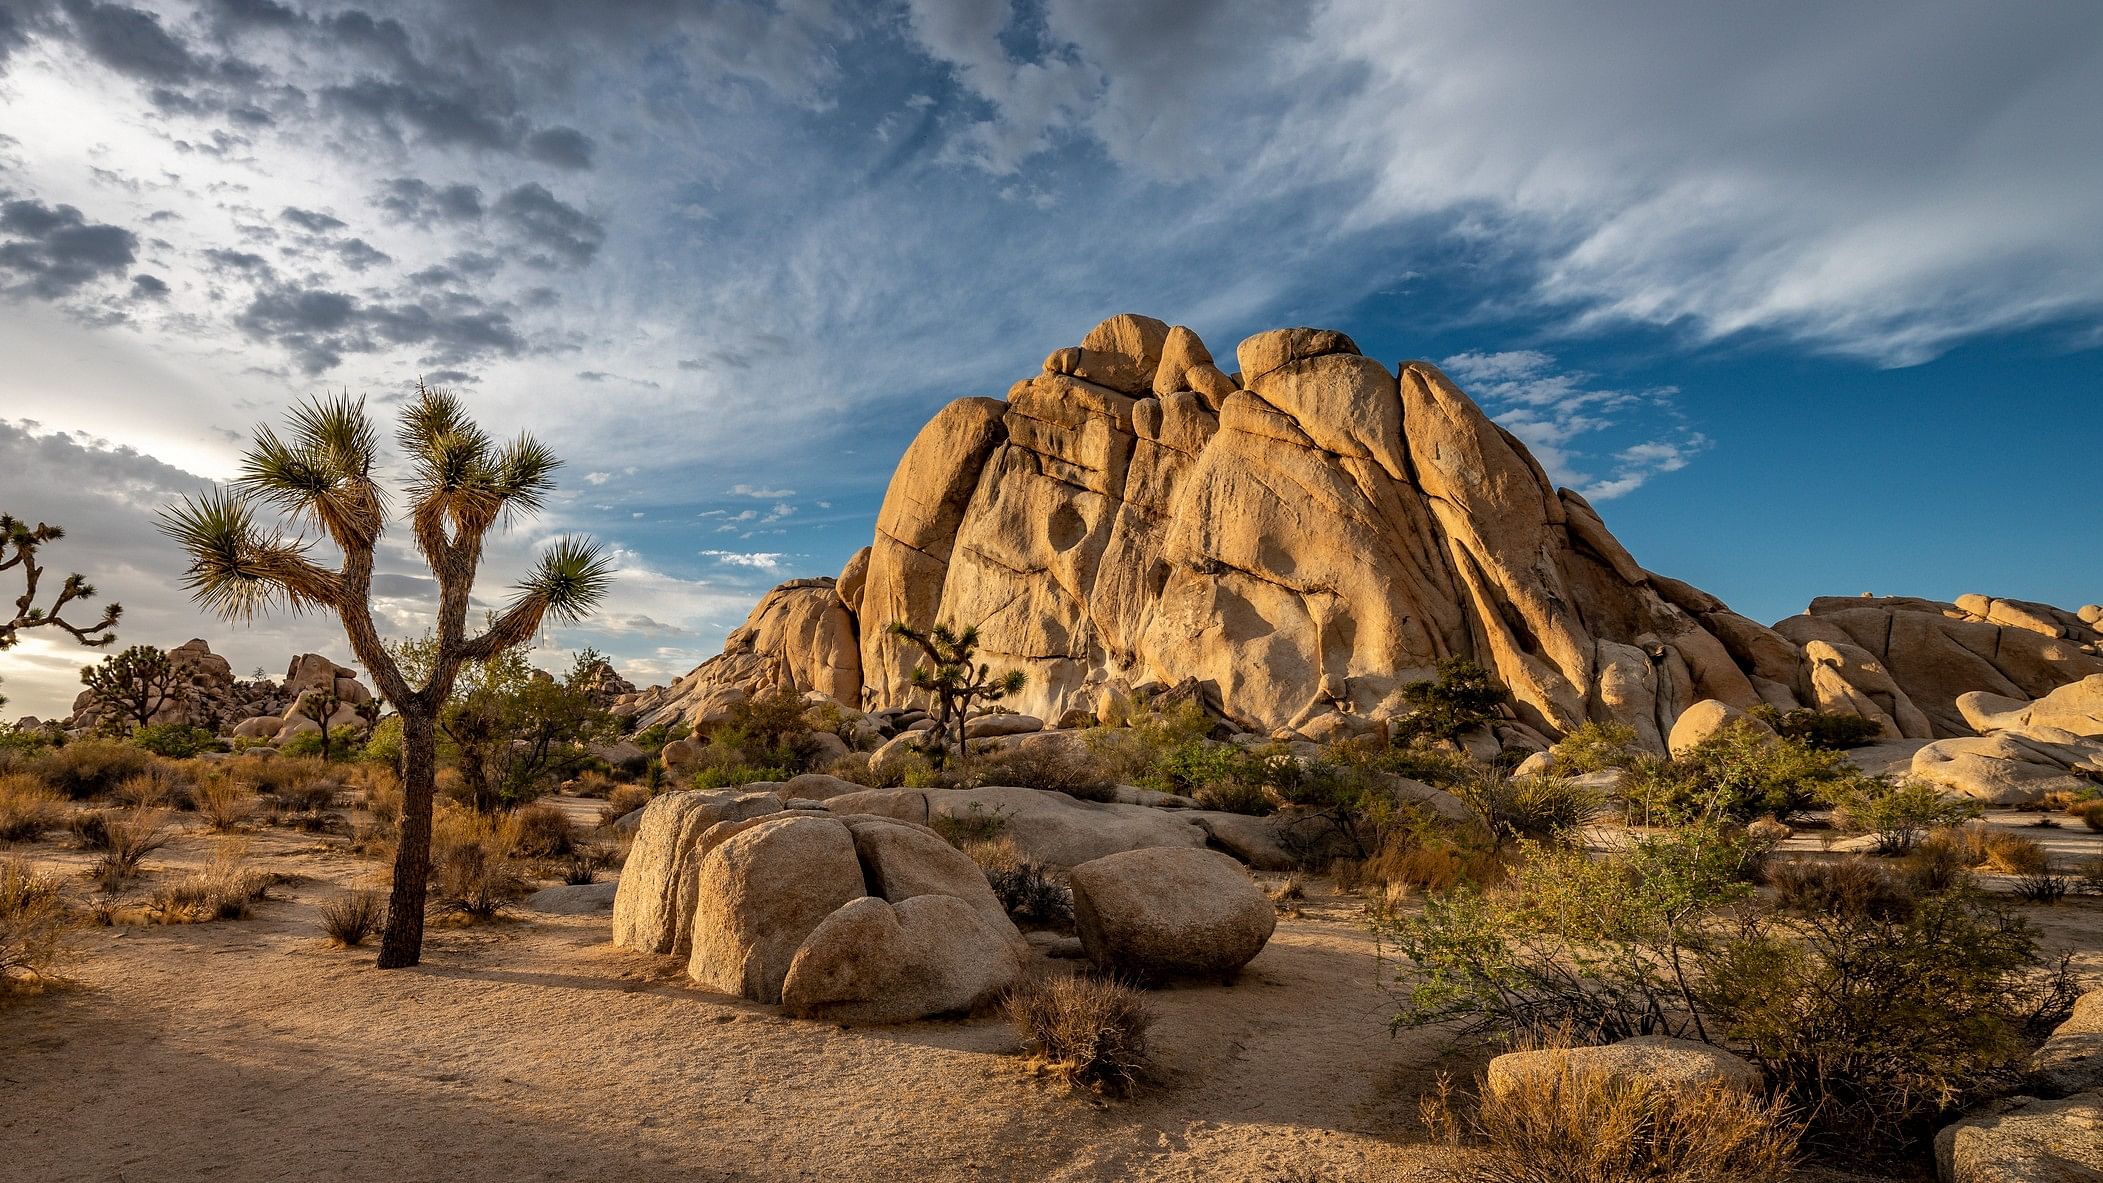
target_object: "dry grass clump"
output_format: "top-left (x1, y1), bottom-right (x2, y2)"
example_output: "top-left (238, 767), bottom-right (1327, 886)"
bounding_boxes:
top-left (1419, 1058), bottom-right (1800, 1183)
top-left (1765, 857), bottom-right (1917, 920)
top-left (1003, 973), bottom-right (1155, 1096)
top-left (90, 808), bottom-right (170, 890)
top-left (962, 742), bottom-right (1118, 802)
top-left (1, 856), bottom-right (69, 992)
top-left (599, 782), bottom-right (649, 828)
top-left (192, 772), bottom-right (256, 832)
top-left (0, 773), bottom-right (66, 842)
top-left (1365, 831), bottom-right (1504, 894)
top-left (562, 844), bottom-right (613, 885)
top-left (150, 839), bottom-right (271, 923)
top-left (508, 800), bottom-right (575, 858)
top-left (1914, 823), bottom-right (2049, 875)
top-left (2071, 798), bottom-right (2103, 832)
top-left (319, 888), bottom-right (386, 947)
top-left (428, 811), bottom-right (529, 921)
top-left (34, 739), bottom-right (152, 799)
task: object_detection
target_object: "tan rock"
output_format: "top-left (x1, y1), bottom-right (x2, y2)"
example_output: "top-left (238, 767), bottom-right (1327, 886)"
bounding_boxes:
top-left (1233, 327), bottom-right (1360, 387)
top-left (2033, 989), bottom-right (2103, 1097)
top-left (1666, 699), bottom-right (1772, 759)
top-left (1070, 846), bottom-right (1275, 979)
top-left (687, 816), bottom-right (867, 1004)
top-left (1936, 1092), bottom-right (2103, 1183)
top-left (780, 894), bottom-right (1024, 1025)
top-left (611, 789), bottom-right (784, 956)
top-left (849, 819), bottom-right (1020, 944)
top-left (932, 786), bottom-right (1209, 868)
top-left (1485, 1036), bottom-right (1761, 1100)
top-left (835, 546), bottom-right (871, 616)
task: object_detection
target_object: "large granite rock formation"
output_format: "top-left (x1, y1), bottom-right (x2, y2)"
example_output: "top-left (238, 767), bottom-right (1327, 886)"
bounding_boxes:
top-left (641, 315), bottom-right (2100, 752)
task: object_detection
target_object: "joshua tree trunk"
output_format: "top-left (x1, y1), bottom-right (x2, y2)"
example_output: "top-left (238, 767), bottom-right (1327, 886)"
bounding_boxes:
top-left (378, 711), bottom-right (438, 968)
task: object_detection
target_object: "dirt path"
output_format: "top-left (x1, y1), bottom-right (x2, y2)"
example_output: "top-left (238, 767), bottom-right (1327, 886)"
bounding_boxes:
top-left (0, 822), bottom-right (1451, 1183)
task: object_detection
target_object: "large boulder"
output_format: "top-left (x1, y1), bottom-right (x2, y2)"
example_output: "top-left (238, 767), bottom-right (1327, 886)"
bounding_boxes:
top-left (2033, 989), bottom-right (2103, 1097)
top-left (1485, 1035), bottom-right (1761, 1100)
top-left (611, 790), bottom-right (784, 955)
top-left (1961, 675), bottom-right (2103, 739)
top-left (1068, 847), bottom-right (1275, 980)
top-left (849, 817), bottom-right (1017, 941)
top-left (687, 815), bottom-right (868, 1004)
top-left (1937, 1092), bottom-right (2103, 1183)
top-left (934, 787), bottom-right (1211, 867)
top-left (780, 894), bottom-right (1024, 1025)
top-left (1666, 699), bottom-right (1772, 759)
top-left (1911, 732), bottom-right (2103, 806)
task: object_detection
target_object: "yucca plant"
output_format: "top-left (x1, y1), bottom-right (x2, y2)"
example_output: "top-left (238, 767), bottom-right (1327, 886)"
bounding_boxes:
top-left (160, 386), bottom-right (611, 968)
top-left (887, 621), bottom-right (1025, 768)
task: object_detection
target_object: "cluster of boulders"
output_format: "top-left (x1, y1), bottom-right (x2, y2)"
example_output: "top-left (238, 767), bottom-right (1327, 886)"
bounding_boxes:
top-left (58, 639), bottom-right (379, 744)
top-left (623, 314), bottom-right (2098, 772)
top-left (611, 782), bottom-right (1276, 1023)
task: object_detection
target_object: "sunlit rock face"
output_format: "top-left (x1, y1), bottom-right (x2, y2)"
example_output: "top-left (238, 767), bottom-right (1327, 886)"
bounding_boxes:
top-left (648, 314), bottom-right (2103, 751)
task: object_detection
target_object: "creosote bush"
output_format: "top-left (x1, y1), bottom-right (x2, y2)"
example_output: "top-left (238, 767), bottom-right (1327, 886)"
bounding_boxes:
top-left (34, 739), bottom-right (153, 799)
top-left (1626, 723), bottom-right (1870, 825)
top-left (0, 773), bottom-right (65, 842)
top-left (320, 889), bottom-right (385, 947)
top-left (1826, 778), bottom-right (1981, 856)
top-left (1546, 721), bottom-right (1643, 775)
top-left (1418, 1057), bottom-right (1800, 1183)
top-left (1746, 704), bottom-right (1885, 750)
top-left (1, 856), bottom-right (69, 992)
top-left (1003, 973), bottom-right (1155, 1096)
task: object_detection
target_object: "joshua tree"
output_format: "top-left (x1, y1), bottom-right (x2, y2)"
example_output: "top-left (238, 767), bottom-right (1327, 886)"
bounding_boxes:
top-left (81, 644), bottom-right (178, 733)
top-left (2, 515), bottom-right (121, 651)
top-left (161, 388), bottom-right (611, 968)
top-left (295, 685), bottom-right (344, 762)
top-left (887, 621), bottom-right (1025, 768)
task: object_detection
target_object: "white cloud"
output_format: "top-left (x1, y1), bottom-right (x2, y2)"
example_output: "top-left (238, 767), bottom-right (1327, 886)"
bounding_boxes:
top-left (729, 484), bottom-right (796, 499)
top-left (698, 549), bottom-right (787, 570)
top-left (1440, 349), bottom-right (1706, 500)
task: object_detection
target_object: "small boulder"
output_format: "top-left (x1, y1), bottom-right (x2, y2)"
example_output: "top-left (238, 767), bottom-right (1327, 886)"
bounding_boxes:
top-left (2033, 989), bottom-right (2103, 1097)
top-left (1069, 846), bottom-right (1275, 980)
top-left (965, 713), bottom-right (1043, 739)
top-left (850, 817), bottom-right (1019, 942)
top-left (1936, 1092), bottom-right (2103, 1183)
top-left (524, 881), bottom-right (617, 915)
top-left (1485, 1035), bottom-right (1762, 1101)
top-left (780, 894), bottom-right (1024, 1025)
top-left (1667, 699), bottom-right (1773, 759)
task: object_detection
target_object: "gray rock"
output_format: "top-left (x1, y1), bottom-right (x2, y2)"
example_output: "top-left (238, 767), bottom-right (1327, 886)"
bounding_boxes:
top-left (524, 881), bottom-right (617, 915)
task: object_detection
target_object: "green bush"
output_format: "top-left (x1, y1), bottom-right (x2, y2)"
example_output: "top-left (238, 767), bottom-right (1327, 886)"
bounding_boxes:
top-left (1392, 657), bottom-right (1508, 744)
top-left (691, 763), bottom-right (791, 790)
top-left (1627, 723), bottom-right (1870, 824)
top-left (130, 723), bottom-right (218, 758)
top-left (1549, 721), bottom-right (1642, 773)
top-left (1452, 771), bottom-right (1605, 847)
top-left (1747, 705), bottom-right (1885, 750)
top-left (1382, 820), bottom-right (2074, 1157)
top-left (962, 741), bottom-right (1118, 801)
top-left (360, 715), bottom-right (404, 766)
top-left (1826, 777), bottom-right (1981, 855)
top-left (709, 687), bottom-right (826, 773)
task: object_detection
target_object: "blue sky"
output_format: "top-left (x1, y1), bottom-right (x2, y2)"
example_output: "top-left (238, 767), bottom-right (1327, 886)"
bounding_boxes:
top-left (0, 0), bottom-right (2097, 717)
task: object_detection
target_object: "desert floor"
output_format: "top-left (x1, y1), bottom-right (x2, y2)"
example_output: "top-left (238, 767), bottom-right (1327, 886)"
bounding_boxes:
top-left (5, 800), bottom-right (2102, 1183)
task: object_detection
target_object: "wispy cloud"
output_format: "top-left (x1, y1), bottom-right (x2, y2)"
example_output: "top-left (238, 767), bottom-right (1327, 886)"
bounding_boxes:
top-left (1441, 350), bottom-right (1707, 500)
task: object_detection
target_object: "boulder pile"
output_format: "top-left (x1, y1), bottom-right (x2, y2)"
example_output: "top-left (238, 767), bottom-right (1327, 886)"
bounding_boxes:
top-left (630, 314), bottom-right (2100, 756)
top-left (64, 639), bottom-right (365, 737)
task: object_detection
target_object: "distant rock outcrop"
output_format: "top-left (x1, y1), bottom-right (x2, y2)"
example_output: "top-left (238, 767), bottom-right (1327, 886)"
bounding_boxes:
top-left (65, 641), bottom-right (379, 744)
top-left (640, 314), bottom-right (2101, 752)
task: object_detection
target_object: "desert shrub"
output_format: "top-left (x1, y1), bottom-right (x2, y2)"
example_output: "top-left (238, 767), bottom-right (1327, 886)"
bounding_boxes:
top-left (599, 782), bottom-right (650, 828)
top-left (91, 808), bottom-right (170, 890)
top-left (0, 773), bottom-right (65, 842)
top-left (1978, 831), bottom-right (2049, 875)
top-left (1363, 818), bottom-right (1504, 894)
top-left (1082, 700), bottom-right (1231, 794)
top-left (277, 725), bottom-right (364, 760)
top-left (931, 801), bottom-right (1010, 849)
top-left (150, 839), bottom-right (270, 922)
top-left (1548, 721), bottom-right (1643, 775)
top-left (1387, 819), bottom-right (2070, 1155)
top-left (262, 764), bottom-right (341, 815)
top-left (35, 739), bottom-right (153, 799)
top-left (709, 687), bottom-right (827, 774)
top-left (2012, 872), bottom-right (2070, 904)
top-left (508, 800), bottom-right (575, 858)
top-left (822, 748), bottom-right (934, 789)
top-left (129, 723), bottom-right (218, 759)
top-left (1746, 705), bottom-right (1885, 750)
top-left (428, 812), bottom-right (530, 920)
top-left (114, 761), bottom-right (196, 809)
top-left (67, 809), bottom-right (111, 851)
top-left (192, 772), bottom-right (255, 833)
top-left (1391, 658), bottom-right (1509, 745)
top-left (567, 770), bottom-right (616, 798)
top-left (320, 889), bottom-right (386, 946)
top-left (563, 844), bottom-right (612, 885)
top-left (1627, 724), bottom-right (1869, 824)
top-left (0, 857), bottom-right (69, 992)
top-left (1453, 771), bottom-right (1604, 847)
top-left (962, 742), bottom-right (1117, 802)
top-left (987, 859), bottom-right (1073, 929)
top-left (1765, 857), bottom-right (1917, 921)
top-left (1418, 1057), bottom-right (1800, 1183)
top-left (1003, 973), bottom-right (1155, 1095)
top-left (1826, 778), bottom-right (1981, 855)
top-left (2071, 799), bottom-right (2103, 832)
top-left (690, 762), bottom-right (791, 790)
top-left (1377, 743), bottom-right (1478, 787)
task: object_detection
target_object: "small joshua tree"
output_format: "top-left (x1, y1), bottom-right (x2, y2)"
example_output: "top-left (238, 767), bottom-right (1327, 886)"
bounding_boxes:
top-left (887, 621), bottom-right (1025, 768)
top-left (81, 644), bottom-right (178, 733)
top-left (296, 685), bottom-right (344, 762)
top-left (161, 388), bottom-right (611, 969)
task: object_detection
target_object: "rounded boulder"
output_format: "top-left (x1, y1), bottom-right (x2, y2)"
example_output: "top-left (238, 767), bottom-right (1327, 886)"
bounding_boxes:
top-left (1068, 846), bottom-right (1275, 980)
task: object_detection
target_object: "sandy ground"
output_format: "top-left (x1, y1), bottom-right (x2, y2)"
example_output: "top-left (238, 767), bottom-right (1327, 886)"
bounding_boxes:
top-left (0, 804), bottom-right (1459, 1183)
top-left (4, 798), bottom-right (2100, 1183)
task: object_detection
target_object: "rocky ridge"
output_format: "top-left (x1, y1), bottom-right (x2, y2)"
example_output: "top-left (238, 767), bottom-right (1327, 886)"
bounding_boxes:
top-left (633, 315), bottom-right (2098, 755)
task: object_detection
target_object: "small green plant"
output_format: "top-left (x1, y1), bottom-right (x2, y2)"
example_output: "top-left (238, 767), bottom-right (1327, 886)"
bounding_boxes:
top-left (1003, 973), bottom-right (1155, 1096)
top-left (1746, 705), bottom-right (1884, 750)
top-left (1825, 777), bottom-right (1981, 855)
top-left (1547, 721), bottom-right (1643, 774)
top-left (1392, 658), bottom-right (1508, 744)
top-left (1453, 770), bottom-right (1604, 847)
top-left (930, 802), bottom-right (1010, 848)
top-left (129, 723), bottom-right (218, 758)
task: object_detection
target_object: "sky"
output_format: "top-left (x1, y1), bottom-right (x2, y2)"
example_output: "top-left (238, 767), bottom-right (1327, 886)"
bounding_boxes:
top-left (0, 0), bottom-right (2097, 719)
